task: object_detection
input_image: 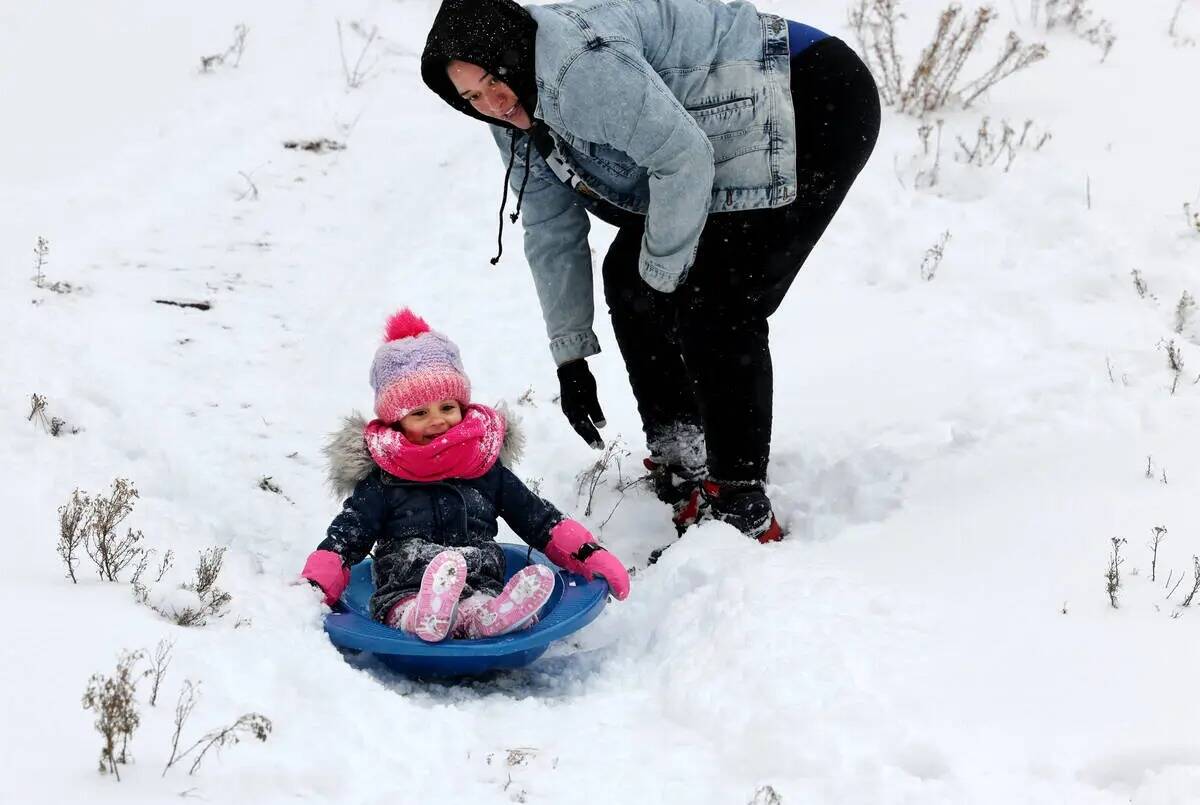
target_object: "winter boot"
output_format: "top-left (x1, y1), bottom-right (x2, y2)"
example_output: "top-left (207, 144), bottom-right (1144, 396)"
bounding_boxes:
top-left (469, 565), bottom-right (555, 638)
top-left (404, 550), bottom-right (468, 642)
top-left (702, 481), bottom-right (783, 543)
top-left (645, 422), bottom-right (708, 532)
top-left (644, 458), bottom-right (706, 534)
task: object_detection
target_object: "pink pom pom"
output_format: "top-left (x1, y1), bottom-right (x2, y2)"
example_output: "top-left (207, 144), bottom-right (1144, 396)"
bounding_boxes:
top-left (383, 309), bottom-right (431, 343)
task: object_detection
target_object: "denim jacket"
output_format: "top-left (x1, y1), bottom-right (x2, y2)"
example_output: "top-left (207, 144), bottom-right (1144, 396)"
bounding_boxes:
top-left (490, 0), bottom-right (797, 364)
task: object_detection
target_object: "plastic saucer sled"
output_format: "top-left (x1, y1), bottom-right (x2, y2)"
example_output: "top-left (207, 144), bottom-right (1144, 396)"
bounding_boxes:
top-left (322, 544), bottom-right (609, 677)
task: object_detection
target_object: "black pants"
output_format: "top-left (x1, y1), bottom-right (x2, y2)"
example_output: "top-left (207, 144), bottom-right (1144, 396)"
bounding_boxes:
top-left (601, 38), bottom-right (881, 483)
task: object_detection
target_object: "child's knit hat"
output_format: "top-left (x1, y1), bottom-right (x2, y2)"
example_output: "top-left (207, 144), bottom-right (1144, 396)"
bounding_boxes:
top-left (370, 309), bottom-right (471, 422)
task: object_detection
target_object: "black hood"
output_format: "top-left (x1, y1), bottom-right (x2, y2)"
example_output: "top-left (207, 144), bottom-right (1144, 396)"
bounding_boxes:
top-left (421, 0), bottom-right (539, 128)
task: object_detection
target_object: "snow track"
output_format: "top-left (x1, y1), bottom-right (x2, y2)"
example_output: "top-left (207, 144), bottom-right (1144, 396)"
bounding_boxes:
top-left (3, 0), bottom-right (1199, 802)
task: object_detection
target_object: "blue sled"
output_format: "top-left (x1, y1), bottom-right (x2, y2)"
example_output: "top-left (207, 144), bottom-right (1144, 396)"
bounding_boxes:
top-left (323, 544), bottom-right (609, 677)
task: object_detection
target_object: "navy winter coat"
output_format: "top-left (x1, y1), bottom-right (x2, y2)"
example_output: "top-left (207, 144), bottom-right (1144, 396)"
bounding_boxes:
top-left (318, 461), bottom-right (563, 623)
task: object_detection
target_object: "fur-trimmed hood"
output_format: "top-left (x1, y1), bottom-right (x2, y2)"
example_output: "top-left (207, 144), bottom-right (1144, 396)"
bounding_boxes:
top-left (322, 402), bottom-right (527, 499)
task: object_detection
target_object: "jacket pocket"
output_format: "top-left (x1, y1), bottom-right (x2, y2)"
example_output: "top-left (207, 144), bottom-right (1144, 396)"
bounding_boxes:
top-left (580, 141), bottom-right (636, 178)
top-left (685, 96), bottom-right (767, 165)
top-left (685, 96), bottom-right (755, 133)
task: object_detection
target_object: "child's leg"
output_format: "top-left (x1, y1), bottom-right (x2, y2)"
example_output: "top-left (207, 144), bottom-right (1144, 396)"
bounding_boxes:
top-left (398, 550), bottom-right (467, 642)
top-left (452, 592), bottom-right (493, 639)
top-left (386, 594), bottom-right (417, 630)
top-left (471, 565), bottom-right (555, 638)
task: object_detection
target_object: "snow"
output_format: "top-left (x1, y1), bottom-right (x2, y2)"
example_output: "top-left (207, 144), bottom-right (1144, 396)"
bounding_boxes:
top-left (3, 0), bottom-right (1200, 802)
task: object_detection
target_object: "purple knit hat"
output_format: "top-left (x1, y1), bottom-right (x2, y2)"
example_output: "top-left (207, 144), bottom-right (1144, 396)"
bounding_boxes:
top-left (370, 309), bottom-right (471, 422)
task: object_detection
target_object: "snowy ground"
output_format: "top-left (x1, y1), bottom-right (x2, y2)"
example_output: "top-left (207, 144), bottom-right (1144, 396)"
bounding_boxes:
top-left (3, 0), bottom-right (1200, 802)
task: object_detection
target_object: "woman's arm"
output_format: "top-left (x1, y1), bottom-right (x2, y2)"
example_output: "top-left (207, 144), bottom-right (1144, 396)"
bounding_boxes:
top-left (556, 47), bottom-right (714, 293)
top-left (489, 127), bottom-right (600, 367)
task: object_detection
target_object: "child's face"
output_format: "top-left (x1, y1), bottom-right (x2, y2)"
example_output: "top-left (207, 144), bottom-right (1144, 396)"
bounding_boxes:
top-left (397, 399), bottom-right (463, 445)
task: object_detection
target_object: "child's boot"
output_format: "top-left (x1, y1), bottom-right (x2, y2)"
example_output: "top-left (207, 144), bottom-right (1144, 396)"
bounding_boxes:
top-left (406, 550), bottom-right (468, 642)
top-left (702, 480), bottom-right (783, 543)
top-left (472, 565), bottom-right (555, 638)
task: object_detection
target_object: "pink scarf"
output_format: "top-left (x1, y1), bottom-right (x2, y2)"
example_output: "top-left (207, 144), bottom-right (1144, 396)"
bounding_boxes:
top-left (364, 403), bottom-right (506, 482)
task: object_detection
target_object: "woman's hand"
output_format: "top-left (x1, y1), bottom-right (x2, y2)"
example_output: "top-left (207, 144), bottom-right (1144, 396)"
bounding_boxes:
top-left (556, 359), bottom-right (606, 449)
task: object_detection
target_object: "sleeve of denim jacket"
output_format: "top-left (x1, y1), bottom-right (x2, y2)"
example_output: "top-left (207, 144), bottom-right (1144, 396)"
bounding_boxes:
top-left (488, 126), bottom-right (600, 366)
top-left (556, 47), bottom-right (714, 293)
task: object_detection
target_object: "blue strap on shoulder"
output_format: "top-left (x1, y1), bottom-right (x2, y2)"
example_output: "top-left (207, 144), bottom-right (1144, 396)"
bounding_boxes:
top-left (786, 19), bottom-right (828, 57)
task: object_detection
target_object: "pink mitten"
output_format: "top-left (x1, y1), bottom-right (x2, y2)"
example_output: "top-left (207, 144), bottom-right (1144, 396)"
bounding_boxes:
top-left (300, 550), bottom-right (350, 606)
top-left (545, 519), bottom-right (630, 600)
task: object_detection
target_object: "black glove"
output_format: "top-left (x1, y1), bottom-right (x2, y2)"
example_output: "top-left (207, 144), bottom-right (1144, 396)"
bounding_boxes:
top-left (556, 359), bottom-right (606, 449)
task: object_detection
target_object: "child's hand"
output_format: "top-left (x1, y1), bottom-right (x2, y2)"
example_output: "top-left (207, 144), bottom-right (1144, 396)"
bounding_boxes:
top-left (300, 550), bottom-right (350, 607)
top-left (544, 519), bottom-right (630, 600)
top-left (576, 547), bottom-right (630, 601)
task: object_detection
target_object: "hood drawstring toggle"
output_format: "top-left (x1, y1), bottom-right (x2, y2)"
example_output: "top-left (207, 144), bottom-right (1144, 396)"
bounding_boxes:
top-left (490, 131), bottom-right (534, 266)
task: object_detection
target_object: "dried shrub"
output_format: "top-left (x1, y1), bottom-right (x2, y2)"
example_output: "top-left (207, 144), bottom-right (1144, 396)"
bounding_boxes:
top-left (83, 479), bottom-right (144, 582)
top-left (575, 439), bottom-right (631, 517)
top-left (850, 0), bottom-right (1047, 115)
top-left (1105, 536), bottom-right (1125, 608)
top-left (1175, 291), bottom-right (1196, 334)
top-left (163, 680), bottom-right (199, 775)
top-left (1181, 556), bottom-right (1200, 607)
top-left (185, 547), bottom-right (233, 622)
top-left (135, 548), bottom-right (232, 627)
top-left (56, 480), bottom-right (145, 583)
top-left (81, 650), bottom-right (144, 779)
top-left (1031, 0), bottom-right (1115, 60)
top-left (200, 24), bottom-right (248, 72)
top-left (29, 236), bottom-right (76, 294)
top-left (1186, 202), bottom-right (1200, 234)
top-left (908, 115), bottom-right (1050, 190)
top-left (29, 393), bottom-right (78, 436)
top-left (57, 489), bottom-right (89, 583)
top-left (750, 785), bottom-right (784, 805)
top-left (163, 680), bottom-right (272, 776)
top-left (32, 236), bottom-right (49, 288)
top-left (258, 475), bottom-right (294, 504)
top-left (144, 639), bottom-right (174, 708)
top-left (1149, 526), bottom-right (1167, 583)
top-left (955, 117), bottom-right (1051, 169)
top-left (920, 231), bottom-right (952, 281)
top-left (1159, 339), bottom-right (1185, 395)
top-left (1131, 269), bottom-right (1149, 299)
top-left (282, 138), bottom-right (345, 153)
top-left (337, 20), bottom-right (381, 90)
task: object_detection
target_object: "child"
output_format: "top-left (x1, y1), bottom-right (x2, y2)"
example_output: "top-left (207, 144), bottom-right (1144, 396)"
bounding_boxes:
top-left (300, 309), bottom-right (630, 642)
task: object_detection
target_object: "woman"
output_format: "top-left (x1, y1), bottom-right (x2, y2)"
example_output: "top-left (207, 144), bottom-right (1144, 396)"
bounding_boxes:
top-left (421, 0), bottom-right (880, 544)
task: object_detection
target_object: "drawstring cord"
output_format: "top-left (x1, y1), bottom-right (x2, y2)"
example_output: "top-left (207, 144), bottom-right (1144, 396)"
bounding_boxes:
top-left (489, 131), bottom-right (534, 266)
top-left (490, 134), bottom-right (520, 265)
top-left (510, 135), bottom-right (533, 223)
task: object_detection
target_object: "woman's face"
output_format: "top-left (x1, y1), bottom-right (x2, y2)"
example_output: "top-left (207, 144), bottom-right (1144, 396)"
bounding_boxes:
top-left (446, 60), bottom-right (532, 129)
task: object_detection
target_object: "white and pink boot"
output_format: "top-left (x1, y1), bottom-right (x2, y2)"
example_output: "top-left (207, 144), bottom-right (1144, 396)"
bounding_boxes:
top-left (457, 565), bottom-right (556, 639)
top-left (389, 550), bottom-right (468, 642)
